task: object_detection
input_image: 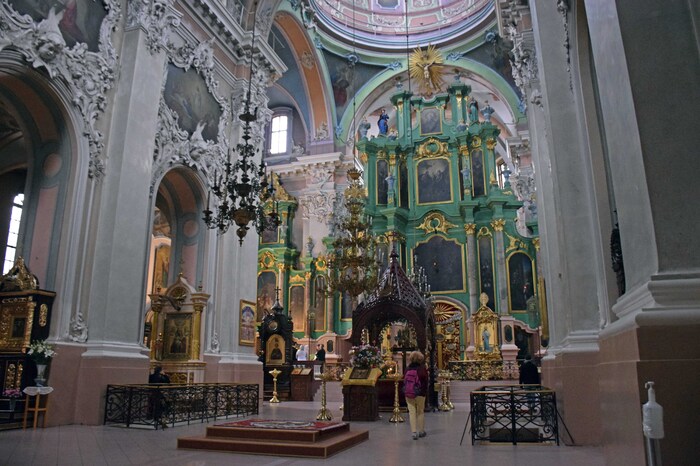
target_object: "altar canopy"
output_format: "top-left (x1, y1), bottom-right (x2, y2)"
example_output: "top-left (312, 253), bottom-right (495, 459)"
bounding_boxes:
top-left (351, 249), bottom-right (438, 408)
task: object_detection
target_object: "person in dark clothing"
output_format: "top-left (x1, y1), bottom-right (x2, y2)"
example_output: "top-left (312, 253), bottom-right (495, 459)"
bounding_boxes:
top-left (519, 356), bottom-right (540, 385)
top-left (149, 366), bottom-right (171, 384)
top-left (315, 344), bottom-right (326, 370)
top-left (404, 350), bottom-right (429, 440)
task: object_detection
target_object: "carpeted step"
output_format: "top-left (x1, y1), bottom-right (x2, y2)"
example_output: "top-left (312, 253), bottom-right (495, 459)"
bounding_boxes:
top-left (178, 423), bottom-right (368, 458)
top-left (205, 420), bottom-right (349, 442)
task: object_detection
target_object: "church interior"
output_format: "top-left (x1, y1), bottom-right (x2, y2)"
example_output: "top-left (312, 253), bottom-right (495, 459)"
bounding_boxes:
top-left (0, 0), bottom-right (698, 465)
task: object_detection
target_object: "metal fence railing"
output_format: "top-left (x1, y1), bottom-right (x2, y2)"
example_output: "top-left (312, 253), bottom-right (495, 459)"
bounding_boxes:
top-left (470, 385), bottom-right (559, 445)
top-left (104, 383), bottom-right (258, 429)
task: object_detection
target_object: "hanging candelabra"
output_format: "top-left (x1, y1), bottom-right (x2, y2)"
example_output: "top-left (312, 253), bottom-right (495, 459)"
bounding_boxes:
top-left (202, 1), bottom-right (281, 244)
top-left (327, 168), bottom-right (379, 307)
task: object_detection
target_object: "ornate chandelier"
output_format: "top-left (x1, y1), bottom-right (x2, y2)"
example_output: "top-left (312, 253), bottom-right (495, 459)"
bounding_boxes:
top-left (203, 1), bottom-right (280, 244)
top-left (327, 167), bottom-right (379, 304)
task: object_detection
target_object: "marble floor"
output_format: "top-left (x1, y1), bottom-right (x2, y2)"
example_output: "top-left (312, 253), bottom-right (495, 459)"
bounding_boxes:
top-left (0, 395), bottom-right (604, 466)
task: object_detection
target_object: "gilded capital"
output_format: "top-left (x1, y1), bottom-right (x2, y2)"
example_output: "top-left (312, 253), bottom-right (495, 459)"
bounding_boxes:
top-left (533, 237), bottom-right (540, 251)
top-left (490, 219), bottom-right (506, 232)
top-left (360, 152), bottom-right (368, 164)
top-left (486, 138), bottom-right (497, 151)
top-left (464, 223), bottom-right (477, 235)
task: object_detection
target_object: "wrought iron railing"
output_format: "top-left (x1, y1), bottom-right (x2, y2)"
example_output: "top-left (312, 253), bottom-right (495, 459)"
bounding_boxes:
top-left (470, 385), bottom-right (558, 445)
top-left (104, 383), bottom-right (258, 429)
top-left (448, 360), bottom-right (520, 380)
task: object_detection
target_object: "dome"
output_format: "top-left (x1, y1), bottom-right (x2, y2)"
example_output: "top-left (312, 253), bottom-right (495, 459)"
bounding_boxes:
top-left (310, 0), bottom-right (495, 50)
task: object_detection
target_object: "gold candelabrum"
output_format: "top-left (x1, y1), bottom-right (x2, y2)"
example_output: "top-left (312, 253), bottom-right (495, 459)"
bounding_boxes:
top-left (269, 368), bottom-right (281, 403)
top-left (389, 372), bottom-right (405, 423)
top-left (438, 370), bottom-right (454, 411)
top-left (327, 168), bottom-right (379, 306)
top-left (316, 371), bottom-right (333, 421)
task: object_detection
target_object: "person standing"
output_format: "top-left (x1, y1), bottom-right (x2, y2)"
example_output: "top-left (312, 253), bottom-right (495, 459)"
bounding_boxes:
top-left (315, 344), bottom-right (326, 370)
top-left (404, 351), bottom-right (429, 440)
top-left (519, 355), bottom-right (540, 385)
top-left (296, 344), bottom-right (308, 361)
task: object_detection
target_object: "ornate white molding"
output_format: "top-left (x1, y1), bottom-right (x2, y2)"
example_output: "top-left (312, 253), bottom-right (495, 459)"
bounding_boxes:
top-left (0, 0), bottom-right (121, 179)
top-left (126, 0), bottom-right (181, 54)
top-left (300, 192), bottom-right (336, 222)
top-left (556, 0), bottom-right (572, 91)
top-left (151, 39), bottom-right (231, 192)
top-left (68, 310), bottom-right (88, 343)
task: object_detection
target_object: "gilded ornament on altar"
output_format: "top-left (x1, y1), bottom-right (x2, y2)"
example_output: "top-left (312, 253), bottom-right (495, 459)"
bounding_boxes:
top-left (505, 232), bottom-right (525, 252)
top-left (415, 137), bottom-right (449, 159)
top-left (490, 219), bottom-right (506, 232)
top-left (416, 212), bottom-right (457, 235)
top-left (470, 136), bottom-right (482, 148)
top-left (486, 138), bottom-right (497, 151)
top-left (360, 152), bottom-right (368, 164)
top-left (489, 172), bottom-right (498, 185)
top-left (409, 44), bottom-right (444, 95)
top-left (533, 237), bottom-right (541, 251)
top-left (289, 274), bottom-right (305, 284)
top-left (464, 223), bottom-right (477, 236)
top-left (477, 226), bottom-right (492, 238)
top-left (377, 150), bottom-right (387, 159)
top-left (0, 257), bottom-right (38, 292)
top-left (258, 251), bottom-right (276, 270)
top-left (39, 304), bottom-right (48, 326)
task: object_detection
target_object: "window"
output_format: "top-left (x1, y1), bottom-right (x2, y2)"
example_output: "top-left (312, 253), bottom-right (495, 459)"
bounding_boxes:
top-left (497, 160), bottom-right (510, 189)
top-left (3, 193), bottom-right (24, 274)
top-left (269, 115), bottom-right (288, 154)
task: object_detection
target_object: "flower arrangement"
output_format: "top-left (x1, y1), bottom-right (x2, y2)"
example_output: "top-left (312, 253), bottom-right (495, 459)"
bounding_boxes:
top-left (27, 340), bottom-right (56, 364)
top-left (349, 344), bottom-right (383, 369)
top-left (3, 388), bottom-right (22, 399)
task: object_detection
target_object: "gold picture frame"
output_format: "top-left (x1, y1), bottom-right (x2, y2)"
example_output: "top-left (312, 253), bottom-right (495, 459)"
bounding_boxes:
top-left (239, 300), bottom-right (256, 346)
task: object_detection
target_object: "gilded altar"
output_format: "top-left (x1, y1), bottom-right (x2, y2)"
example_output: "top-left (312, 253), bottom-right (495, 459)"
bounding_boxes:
top-left (470, 293), bottom-right (501, 361)
top-left (0, 257), bottom-right (55, 391)
top-left (148, 273), bottom-right (209, 383)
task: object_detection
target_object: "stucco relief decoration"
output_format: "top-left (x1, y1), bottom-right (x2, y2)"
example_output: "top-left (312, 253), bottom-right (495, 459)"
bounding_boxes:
top-left (300, 50), bottom-right (314, 69)
top-left (556, 0), bottom-right (572, 91)
top-left (301, 192), bottom-right (336, 222)
top-left (69, 310), bottom-right (88, 342)
top-left (0, 0), bottom-right (121, 179)
top-left (126, 0), bottom-right (181, 54)
top-left (151, 39), bottom-right (231, 192)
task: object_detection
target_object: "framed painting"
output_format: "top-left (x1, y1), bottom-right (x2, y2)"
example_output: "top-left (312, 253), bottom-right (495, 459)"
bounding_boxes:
top-left (152, 244), bottom-right (171, 292)
top-left (256, 271), bottom-right (277, 322)
top-left (163, 313), bottom-right (192, 360)
top-left (163, 64), bottom-right (221, 142)
top-left (260, 224), bottom-right (279, 244)
top-left (478, 236), bottom-right (495, 308)
top-left (8, 0), bottom-right (107, 51)
top-left (420, 107), bottom-right (442, 135)
top-left (239, 300), bottom-right (256, 346)
top-left (507, 252), bottom-right (535, 311)
top-left (471, 149), bottom-right (486, 197)
top-left (266, 334), bottom-right (285, 365)
top-left (413, 237), bottom-right (465, 293)
top-left (289, 285), bottom-right (305, 332)
top-left (376, 159), bottom-right (389, 205)
top-left (417, 158), bottom-right (452, 204)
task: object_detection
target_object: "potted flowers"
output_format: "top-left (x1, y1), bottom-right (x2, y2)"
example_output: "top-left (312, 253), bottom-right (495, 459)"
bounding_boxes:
top-left (28, 340), bottom-right (56, 386)
top-left (3, 388), bottom-right (22, 411)
top-left (349, 344), bottom-right (384, 369)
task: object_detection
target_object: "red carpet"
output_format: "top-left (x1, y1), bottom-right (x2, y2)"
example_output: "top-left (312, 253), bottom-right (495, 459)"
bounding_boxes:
top-left (215, 419), bottom-right (342, 430)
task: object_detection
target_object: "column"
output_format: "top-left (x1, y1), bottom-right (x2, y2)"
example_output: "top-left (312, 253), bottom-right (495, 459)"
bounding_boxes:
top-left (490, 219), bottom-right (508, 315)
top-left (464, 224), bottom-right (479, 316)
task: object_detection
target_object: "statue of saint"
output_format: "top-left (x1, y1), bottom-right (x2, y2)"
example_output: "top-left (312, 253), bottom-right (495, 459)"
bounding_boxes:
top-left (482, 327), bottom-right (491, 352)
top-left (378, 109), bottom-right (389, 135)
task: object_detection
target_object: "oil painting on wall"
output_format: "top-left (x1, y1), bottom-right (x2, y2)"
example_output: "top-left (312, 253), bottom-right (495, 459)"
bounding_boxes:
top-left (377, 159), bottom-right (388, 205)
top-left (289, 285), bottom-right (305, 332)
top-left (508, 252), bottom-right (535, 310)
top-left (163, 313), bottom-right (192, 360)
top-left (266, 334), bottom-right (285, 365)
top-left (471, 149), bottom-right (486, 197)
top-left (8, 0), bottom-right (107, 51)
top-left (239, 300), bottom-right (256, 346)
top-left (152, 244), bottom-right (171, 292)
top-left (256, 271), bottom-right (276, 321)
top-left (420, 107), bottom-right (442, 135)
top-left (414, 237), bottom-right (464, 293)
top-left (417, 158), bottom-right (451, 204)
top-left (164, 64), bottom-right (221, 142)
top-left (478, 236), bottom-right (495, 308)
top-left (312, 276), bottom-right (327, 331)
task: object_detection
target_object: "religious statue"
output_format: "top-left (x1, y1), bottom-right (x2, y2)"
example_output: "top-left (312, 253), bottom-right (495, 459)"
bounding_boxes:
top-left (409, 44), bottom-right (444, 95)
top-left (481, 101), bottom-right (495, 123)
top-left (468, 98), bottom-right (479, 124)
top-left (378, 109), bottom-right (389, 135)
top-left (482, 327), bottom-right (491, 352)
top-left (358, 117), bottom-right (371, 139)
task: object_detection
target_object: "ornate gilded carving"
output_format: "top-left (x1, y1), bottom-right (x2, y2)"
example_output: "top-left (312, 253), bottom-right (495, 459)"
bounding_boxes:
top-left (464, 223), bottom-right (477, 236)
top-left (416, 212), bottom-right (457, 235)
top-left (0, 257), bottom-right (38, 291)
top-left (377, 150), bottom-right (388, 160)
top-left (271, 173), bottom-right (296, 202)
top-left (386, 231), bottom-right (406, 244)
top-left (486, 138), bottom-right (497, 151)
top-left (415, 138), bottom-right (449, 159)
top-left (491, 219), bottom-right (506, 232)
top-left (259, 251), bottom-right (276, 270)
top-left (505, 232), bottom-right (526, 252)
top-left (533, 237), bottom-right (540, 251)
top-left (289, 275), bottom-right (306, 284)
top-left (477, 227), bottom-right (492, 238)
top-left (0, 298), bottom-right (35, 351)
top-left (39, 304), bottom-right (48, 327)
top-left (470, 136), bottom-right (482, 148)
top-left (472, 293), bottom-right (501, 361)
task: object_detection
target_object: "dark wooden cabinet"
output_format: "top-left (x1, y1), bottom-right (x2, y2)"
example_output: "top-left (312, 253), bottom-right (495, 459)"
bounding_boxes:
top-left (290, 370), bottom-right (314, 401)
top-left (342, 385), bottom-right (379, 421)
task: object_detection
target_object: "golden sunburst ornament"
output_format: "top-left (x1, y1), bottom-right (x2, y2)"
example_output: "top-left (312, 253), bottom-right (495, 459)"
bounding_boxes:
top-left (409, 44), bottom-right (444, 95)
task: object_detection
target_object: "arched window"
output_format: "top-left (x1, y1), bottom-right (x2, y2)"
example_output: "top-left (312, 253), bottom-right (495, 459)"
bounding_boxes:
top-left (3, 193), bottom-right (24, 274)
top-left (269, 115), bottom-right (288, 154)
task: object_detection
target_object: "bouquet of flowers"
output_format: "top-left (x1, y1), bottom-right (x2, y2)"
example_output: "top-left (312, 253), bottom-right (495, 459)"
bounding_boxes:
top-left (28, 340), bottom-right (56, 364)
top-left (3, 388), bottom-right (22, 399)
top-left (349, 344), bottom-right (383, 369)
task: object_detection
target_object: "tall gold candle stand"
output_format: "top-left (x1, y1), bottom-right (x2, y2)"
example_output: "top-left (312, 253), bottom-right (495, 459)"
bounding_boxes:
top-left (389, 373), bottom-right (405, 423)
top-left (446, 371), bottom-right (454, 410)
top-left (269, 368), bottom-right (281, 403)
top-left (438, 371), bottom-right (450, 411)
top-left (316, 371), bottom-right (332, 421)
